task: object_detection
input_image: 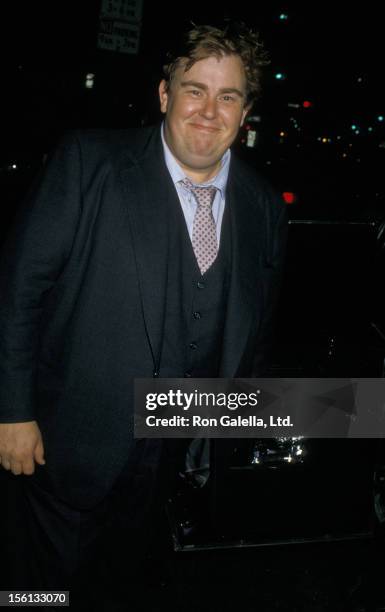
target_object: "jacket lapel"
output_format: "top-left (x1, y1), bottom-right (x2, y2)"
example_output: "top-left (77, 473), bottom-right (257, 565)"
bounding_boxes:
top-left (119, 128), bottom-right (266, 378)
top-left (119, 129), bottom-right (178, 374)
top-left (219, 158), bottom-right (266, 377)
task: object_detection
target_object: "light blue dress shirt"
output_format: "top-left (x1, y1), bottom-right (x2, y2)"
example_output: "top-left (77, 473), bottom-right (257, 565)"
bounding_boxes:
top-left (161, 123), bottom-right (231, 246)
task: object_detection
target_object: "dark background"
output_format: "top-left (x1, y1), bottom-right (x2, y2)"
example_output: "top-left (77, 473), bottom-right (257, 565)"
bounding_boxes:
top-left (1, 1), bottom-right (384, 191)
top-left (1, 3), bottom-right (385, 609)
top-left (1, 2), bottom-right (384, 235)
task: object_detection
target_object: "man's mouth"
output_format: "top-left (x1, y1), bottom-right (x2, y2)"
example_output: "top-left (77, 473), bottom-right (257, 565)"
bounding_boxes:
top-left (189, 123), bottom-right (220, 133)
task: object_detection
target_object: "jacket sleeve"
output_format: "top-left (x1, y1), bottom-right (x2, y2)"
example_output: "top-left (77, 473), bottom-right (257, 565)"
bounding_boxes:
top-left (251, 190), bottom-right (288, 376)
top-left (0, 132), bottom-right (83, 422)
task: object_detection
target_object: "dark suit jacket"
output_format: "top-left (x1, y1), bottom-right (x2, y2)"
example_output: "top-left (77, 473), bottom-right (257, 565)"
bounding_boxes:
top-left (0, 126), bottom-right (287, 508)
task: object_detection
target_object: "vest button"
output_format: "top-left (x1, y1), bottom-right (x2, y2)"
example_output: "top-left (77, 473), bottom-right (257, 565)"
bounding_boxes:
top-left (197, 281), bottom-right (205, 289)
top-left (189, 342), bottom-right (197, 350)
top-left (193, 311), bottom-right (201, 320)
top-left (152, 370), bottom-right (159, 378)
top-left (184, 371), bottom-right (192, 378)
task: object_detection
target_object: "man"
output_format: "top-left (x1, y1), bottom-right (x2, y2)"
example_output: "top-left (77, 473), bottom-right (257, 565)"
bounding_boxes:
top-left (0, 22), bottom-right (287, 606)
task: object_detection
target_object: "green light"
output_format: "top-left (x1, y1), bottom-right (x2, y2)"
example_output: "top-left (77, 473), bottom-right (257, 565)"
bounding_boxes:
top-left (275, 73), bottom-right (286, 80)
top-left (279, 13), bottom-right (288, 20)
top-left (378, 115), bottom-right (384, 122)
top-left (351, 124), bottom-right (357, 130)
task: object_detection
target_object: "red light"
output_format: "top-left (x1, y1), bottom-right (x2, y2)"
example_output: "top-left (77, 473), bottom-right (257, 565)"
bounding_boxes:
top-left (303, 100), bottom-right (312, 108)
top-left (282, 192), bottom-right (296, 204)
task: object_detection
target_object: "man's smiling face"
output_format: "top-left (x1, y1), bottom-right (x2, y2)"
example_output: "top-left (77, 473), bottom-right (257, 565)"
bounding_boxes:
top-left (159, 54), bottom-right (249, 182)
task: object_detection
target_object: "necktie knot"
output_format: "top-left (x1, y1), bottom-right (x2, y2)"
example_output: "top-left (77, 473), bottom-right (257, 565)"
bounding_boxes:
top-left (180, 179), bottom-right (217, 209)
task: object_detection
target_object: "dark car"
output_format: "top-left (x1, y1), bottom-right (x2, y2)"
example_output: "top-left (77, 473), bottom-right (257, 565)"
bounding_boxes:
top-left (167, 142), bottom-right (385, 553)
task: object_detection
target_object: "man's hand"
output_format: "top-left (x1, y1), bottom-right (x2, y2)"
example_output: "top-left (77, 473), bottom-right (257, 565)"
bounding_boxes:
top-left (0, 421), bottom-right (45, 475)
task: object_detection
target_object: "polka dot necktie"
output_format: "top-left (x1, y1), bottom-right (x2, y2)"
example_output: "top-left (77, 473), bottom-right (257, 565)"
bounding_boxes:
top-left (181, 179), bottom-right (218, 275)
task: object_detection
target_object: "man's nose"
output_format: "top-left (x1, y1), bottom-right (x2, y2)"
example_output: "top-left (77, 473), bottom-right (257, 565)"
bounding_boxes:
top-left (199, 97), bottom-right (218, 119)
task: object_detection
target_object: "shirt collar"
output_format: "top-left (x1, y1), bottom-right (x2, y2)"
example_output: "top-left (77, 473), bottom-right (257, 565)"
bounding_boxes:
top-left (160, 122), bottom-right (230, 197)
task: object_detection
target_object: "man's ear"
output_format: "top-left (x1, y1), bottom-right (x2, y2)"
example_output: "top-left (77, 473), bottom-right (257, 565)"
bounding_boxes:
top-left (240, 103), bottom-right (251, 127)
top-left (159, 80), bottom-right (169, 114)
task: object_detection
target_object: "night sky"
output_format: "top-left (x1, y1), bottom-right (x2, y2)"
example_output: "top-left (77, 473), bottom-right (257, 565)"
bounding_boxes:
top-left (1, 2), bottom-right (382, 111)
top-left (1, 1), bottom-right (384, 221)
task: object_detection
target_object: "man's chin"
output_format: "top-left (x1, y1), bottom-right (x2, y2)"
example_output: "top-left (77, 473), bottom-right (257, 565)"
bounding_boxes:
top-left (184, 150), bottom-right (223, 170)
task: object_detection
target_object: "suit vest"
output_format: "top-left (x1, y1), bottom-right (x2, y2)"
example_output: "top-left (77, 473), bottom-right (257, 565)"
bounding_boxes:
top-left (159, 195), bottom-right (232, 378)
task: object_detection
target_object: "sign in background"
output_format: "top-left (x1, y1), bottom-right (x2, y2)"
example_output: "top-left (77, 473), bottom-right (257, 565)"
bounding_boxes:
top-left (98, 0), bottom-right (143, 54)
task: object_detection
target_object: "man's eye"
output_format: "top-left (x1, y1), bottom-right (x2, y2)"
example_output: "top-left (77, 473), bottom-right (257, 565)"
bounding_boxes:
top-left (189, 90), bottom-right (201, 96)
top-left (222, 95), bottom-right (235, 102)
